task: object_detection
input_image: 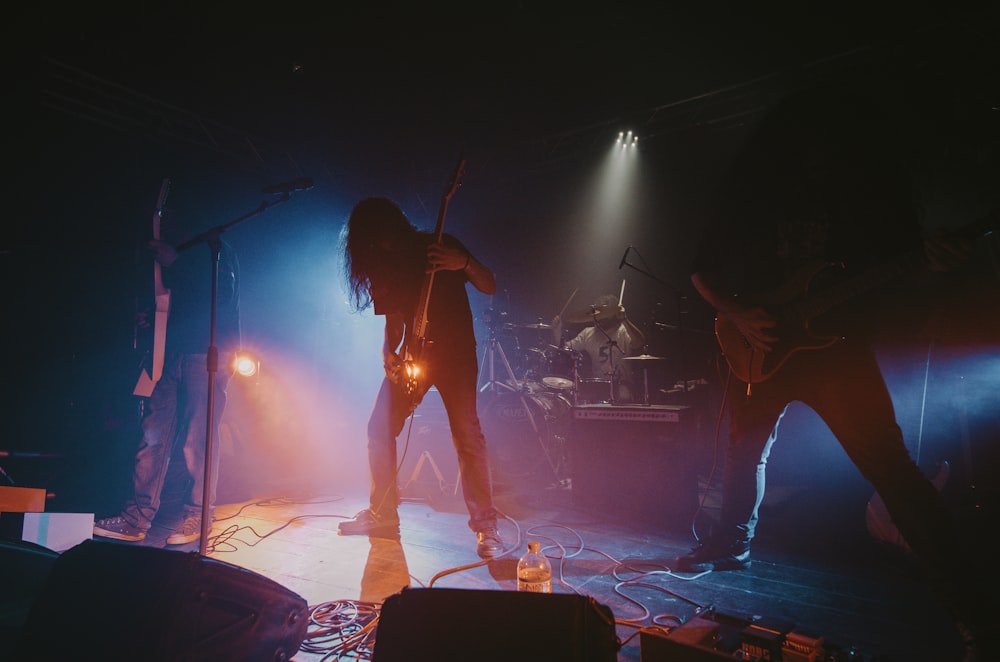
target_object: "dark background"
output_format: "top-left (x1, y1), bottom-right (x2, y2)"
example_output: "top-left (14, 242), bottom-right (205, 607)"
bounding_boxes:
top-left (3, 4), bottom-right (998, 522)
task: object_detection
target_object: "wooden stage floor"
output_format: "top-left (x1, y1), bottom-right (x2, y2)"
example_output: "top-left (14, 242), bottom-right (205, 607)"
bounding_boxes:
top-left (119, 476), bottom-right (974, 661)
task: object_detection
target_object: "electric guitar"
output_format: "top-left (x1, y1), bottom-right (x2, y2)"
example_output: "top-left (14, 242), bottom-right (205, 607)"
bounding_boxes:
top-left (400, 155), bottom-right (466, 404)
top-left (133, 178), bottom-right (172, 397)
top-left (716, 211), bottom-right (997, 384)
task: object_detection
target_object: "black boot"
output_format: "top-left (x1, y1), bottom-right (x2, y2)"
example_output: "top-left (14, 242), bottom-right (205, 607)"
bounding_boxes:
top-left (338, 508), bottom-right (400, 538)
top-left (673, 538), bottom-right (751, 572)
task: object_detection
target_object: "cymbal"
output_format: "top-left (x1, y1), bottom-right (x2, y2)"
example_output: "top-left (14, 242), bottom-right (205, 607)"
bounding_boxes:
top-left (622, 354), bottom-right (669, 362)
top-left (508, 322), bottom-right (553, 330)
top-left (563, 304), bottom-right (620, 324)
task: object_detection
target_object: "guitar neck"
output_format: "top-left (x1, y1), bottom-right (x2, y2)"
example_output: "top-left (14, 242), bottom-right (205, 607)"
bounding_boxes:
top-left (794, 211), bottom-right (998, 324)
top-left (794, 251), bottom-right (924, 324)
top-left (411, 156), bottom-right (465, 343)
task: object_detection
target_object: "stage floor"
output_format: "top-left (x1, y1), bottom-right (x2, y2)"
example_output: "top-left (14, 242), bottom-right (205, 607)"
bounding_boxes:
top-left (100, 476), bottom-right (974, 661)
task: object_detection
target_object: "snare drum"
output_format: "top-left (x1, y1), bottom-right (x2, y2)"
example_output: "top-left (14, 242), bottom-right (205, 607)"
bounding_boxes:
top-left (541, 347), bottom-right (578, 391)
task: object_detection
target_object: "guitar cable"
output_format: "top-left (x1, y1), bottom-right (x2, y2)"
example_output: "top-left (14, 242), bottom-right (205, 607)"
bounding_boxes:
top-left (369, 397), bottom-right (420, 522)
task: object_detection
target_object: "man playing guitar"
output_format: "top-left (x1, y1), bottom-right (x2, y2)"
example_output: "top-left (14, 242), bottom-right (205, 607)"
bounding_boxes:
top-left (338, 195), bottom-right (505, 559)
top-left (672, 79), bottom-right (995, 659)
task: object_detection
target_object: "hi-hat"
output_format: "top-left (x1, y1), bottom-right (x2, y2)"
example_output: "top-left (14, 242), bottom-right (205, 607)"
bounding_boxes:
top-left (622, 354), bottom-right (669, 362)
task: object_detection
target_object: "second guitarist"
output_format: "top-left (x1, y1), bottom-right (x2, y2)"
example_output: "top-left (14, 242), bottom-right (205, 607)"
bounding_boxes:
top-left (673, 80), bottom-right (995, 657)
top-left (339, 196), bottom-right (505, 559)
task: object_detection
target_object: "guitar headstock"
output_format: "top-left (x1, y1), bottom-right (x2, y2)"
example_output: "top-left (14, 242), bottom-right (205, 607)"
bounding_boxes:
top-left (153, 178), bottom-right (171, 240)
top-left (443, 155), bottom-right (466, 203)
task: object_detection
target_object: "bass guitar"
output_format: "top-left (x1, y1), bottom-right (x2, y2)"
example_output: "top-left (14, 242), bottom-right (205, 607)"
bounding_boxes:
top-left (716, 210), bottom-right (998, 385)
top-left (400, 155), bottom-right (466, 404)
top-left (133, 178), bottom-right (172, 397)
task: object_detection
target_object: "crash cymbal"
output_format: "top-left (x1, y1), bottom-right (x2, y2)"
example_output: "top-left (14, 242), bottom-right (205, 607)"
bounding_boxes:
top-left (563, 304), bottom-right (620, 324)
top-left (622, 354), bottom-right (670, 362)
top-left (509, 322), bottom-right (553, 330)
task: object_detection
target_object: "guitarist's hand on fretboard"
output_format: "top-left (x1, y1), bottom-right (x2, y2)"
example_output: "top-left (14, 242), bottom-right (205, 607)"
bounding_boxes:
top-left (148, 239), bottom-right (179, 268)
top-left (425, 242), bottom-right (467, 272)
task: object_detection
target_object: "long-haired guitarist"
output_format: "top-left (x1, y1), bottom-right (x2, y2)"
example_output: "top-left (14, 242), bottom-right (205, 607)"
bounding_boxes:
top-left (339, 196), bottom-right (505, 558)
top-left (673, 76), bottom-right (995, 657)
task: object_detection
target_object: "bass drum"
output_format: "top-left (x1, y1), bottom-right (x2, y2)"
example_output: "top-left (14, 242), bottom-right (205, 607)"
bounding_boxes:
top-left (479, 390), bottom-right (571, 484)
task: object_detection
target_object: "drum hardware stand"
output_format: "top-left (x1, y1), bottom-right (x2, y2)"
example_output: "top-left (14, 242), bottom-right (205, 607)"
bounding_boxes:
top-left (477, 307), bottom-right (562, 483)
top-left (399, 450), bottom-right (464, 511)
top-left (592, 316), bottom-right (621, 406)
top-left (478, 308), bottom-right (521, 395)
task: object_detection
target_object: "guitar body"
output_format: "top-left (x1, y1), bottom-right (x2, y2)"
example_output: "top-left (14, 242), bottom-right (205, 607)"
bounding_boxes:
top-left (715, 209), bottom-right (998, 385)
top-left (134, 179), bottom-right (172, 397)
top-left (715, 259), bottom-right (843, 384)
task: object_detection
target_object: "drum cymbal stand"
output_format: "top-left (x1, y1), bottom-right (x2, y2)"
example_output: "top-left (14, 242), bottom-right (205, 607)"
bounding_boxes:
top-left (591, 315), bottom-right (621, 405)
top-left (478, 308), bottom-right (521, 396)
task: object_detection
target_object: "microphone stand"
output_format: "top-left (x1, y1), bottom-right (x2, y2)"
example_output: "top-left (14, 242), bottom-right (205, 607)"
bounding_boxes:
top-left (177, 193), bottom-right (296, 556)
top-left (620, 250), bottom-right (689, 406)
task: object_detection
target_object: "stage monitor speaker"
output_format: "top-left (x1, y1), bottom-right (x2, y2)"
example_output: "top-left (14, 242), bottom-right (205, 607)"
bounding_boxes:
top-left (569, 404), bottom-right (698, 532)
top-left (13, 539), bottom-right (309, 661)
top-left (0, 539), bottom-right (59, 648)
top-left (372, 587), bottom-right (620, 662)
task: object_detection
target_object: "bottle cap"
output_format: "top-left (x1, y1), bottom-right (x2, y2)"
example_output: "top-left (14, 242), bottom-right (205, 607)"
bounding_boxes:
top-left (527, 541), bottom-right (540, 553)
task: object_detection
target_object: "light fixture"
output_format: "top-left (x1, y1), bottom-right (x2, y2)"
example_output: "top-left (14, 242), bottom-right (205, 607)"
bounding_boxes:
top-left (234, 353), bottom-right (260, 378)
top-left (615, 130), bottom-right (638, 148)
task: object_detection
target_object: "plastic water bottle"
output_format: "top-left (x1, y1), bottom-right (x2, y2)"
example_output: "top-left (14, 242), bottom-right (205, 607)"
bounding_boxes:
top-left (517, 541), bottom-right (552, 593)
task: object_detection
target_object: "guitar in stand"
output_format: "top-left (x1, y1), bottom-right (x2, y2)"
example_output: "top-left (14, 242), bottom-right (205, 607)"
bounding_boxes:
top-left (133, 178), bottom-right (172, 399)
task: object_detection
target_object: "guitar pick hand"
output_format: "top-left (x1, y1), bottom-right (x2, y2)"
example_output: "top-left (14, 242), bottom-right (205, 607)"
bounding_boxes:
top-left (383, 350), bottom-right (403, 383)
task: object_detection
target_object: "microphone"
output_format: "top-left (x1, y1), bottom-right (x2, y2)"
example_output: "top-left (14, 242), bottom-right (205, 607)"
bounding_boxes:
top-left (262, 177), bottom-right (314, 194)
top-left (619, 246), bottom-right (631, 269)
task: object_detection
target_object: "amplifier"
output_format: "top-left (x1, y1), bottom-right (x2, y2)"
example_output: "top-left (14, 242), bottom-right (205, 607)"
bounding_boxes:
top-left (569, 404), bottom-right (697, 531)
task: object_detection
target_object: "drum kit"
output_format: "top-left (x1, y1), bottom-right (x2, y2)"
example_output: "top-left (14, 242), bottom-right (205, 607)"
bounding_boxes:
top-left (478, 306), bottom-right (671, 405)
top-left (476, 306), bottom-right (671, 486)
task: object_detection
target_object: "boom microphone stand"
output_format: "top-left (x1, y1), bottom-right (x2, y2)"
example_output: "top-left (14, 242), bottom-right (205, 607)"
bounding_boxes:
top-left (176, 181), bottom-right (309, 556)
top-left (618, 246), bottom-right (690, 405)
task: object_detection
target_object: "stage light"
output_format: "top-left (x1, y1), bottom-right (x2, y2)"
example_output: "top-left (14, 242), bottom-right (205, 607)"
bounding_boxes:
top-left (615, 130), bottom-right (638, 149)
top-left (234, 353), bottom-right (260, 378)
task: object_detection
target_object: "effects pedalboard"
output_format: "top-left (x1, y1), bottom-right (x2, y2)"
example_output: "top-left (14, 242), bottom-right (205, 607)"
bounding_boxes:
top-left (639, 607), bottom-right (885, 661)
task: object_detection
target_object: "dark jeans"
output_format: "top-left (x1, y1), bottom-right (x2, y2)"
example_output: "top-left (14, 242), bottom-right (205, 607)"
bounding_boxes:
top-left (720, 338), bottom-right (960, 580)
top-left (122, 353), bottom-right (230, 530)
top-left (366, 343), bottom-right (498, 532)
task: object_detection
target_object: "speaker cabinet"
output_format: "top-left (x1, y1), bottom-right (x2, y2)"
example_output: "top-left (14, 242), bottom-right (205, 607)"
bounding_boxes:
top-left (569, 404), bottom-right (698, 531)
top-left (372, 587), bottom-right (620, 661)
top-left (14, 540), bottom-right (309, 661)
top-left (0, 539), bottom-right (59, 646)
